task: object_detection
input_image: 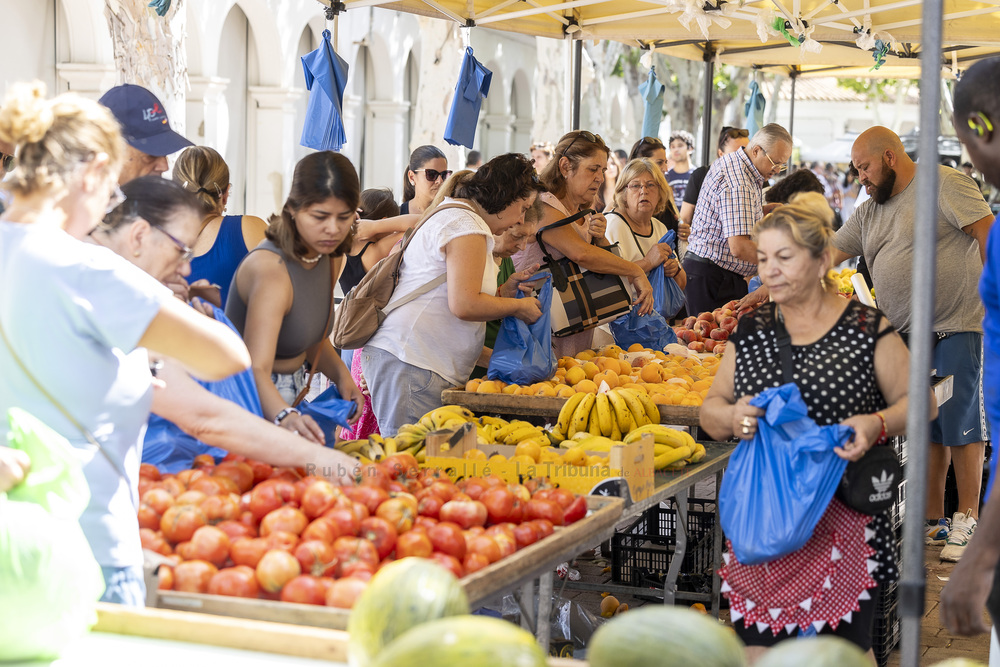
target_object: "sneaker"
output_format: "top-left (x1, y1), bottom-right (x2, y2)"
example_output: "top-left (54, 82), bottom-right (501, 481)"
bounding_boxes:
top-left (940, 510), bottom-right (977, 562)
top-left (925, 518), bottom-right (950, 546)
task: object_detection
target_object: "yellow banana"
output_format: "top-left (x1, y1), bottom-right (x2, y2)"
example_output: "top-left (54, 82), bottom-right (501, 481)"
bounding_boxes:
top-left (654, 445), bottom-right (693, 470)
top-left (393, 432), bottom-right (424, 450)
top-left (431, 408), bottom-right (471, 429)
top-left (569, 393), bottom-right (595, 439)
top-left (383, 437), bottom-right (397, 456)
top-left (575, 436), bottom-right (619, 452)
top-left (336, 439), bottom-right (367, 455)
top-left (479, 415), bottom-right (506, 427)
top-left (587, 408), bottom-right (602, 436)
top-left (635, 391), bottom-right (661, 425)
top-left (607, 389), bottom-right (635, 434)
top-left (609, 416), bottom-right (622, 441)
top-left (616, 388), bottom-right (652, 428)
top-left (556, 392), bottom-right (587, 436)
top-left (664, 459), bottom-right (689, 471)
top-left (368, 433), bottom-right (385, 446)
top-left (440, 417), bottom-right (469, 431)
top-left (397, 422), bottom-right (429, 437)
top-left (437, 404), bottom-right (475, 420)
top-left (689, 442), bottom-right (707, 463)
top-left (547, 429), bottom-right (565, 446)
top-left (415, 450), bottom-right (426, 464)
top-left (623, 424), bottom-right (687, 448)
top-left (595, 393), bottom-right (613, 437)
top-left (418, 414), bottom-right (436, 431)
top-left (679, 429), bottom-right (698, 450)
top-left (505, 426), bottom-right (543, 446)
top-left (492, 422), bottom-right (520, 442)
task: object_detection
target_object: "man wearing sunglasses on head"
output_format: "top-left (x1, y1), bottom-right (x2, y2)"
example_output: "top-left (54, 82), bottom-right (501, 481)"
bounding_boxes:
top-left (684, 124), bottom-right (792, 315)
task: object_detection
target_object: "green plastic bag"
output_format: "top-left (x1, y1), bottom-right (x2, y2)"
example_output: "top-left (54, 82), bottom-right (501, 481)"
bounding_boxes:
top-left (0, 408), bottom-right (106, 662)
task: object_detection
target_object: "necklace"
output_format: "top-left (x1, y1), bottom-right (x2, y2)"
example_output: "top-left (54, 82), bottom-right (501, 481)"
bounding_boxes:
top-left (299, 253), bottom-right (321, 264)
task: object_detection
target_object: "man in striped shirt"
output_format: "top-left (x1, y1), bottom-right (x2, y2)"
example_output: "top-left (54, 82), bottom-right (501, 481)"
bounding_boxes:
top-left (683, 124), bottom-right (792, 314)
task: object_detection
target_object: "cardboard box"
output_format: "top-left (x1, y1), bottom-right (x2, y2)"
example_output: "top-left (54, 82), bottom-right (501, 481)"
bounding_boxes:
top-left (422, 425), bottom-right (654, 502)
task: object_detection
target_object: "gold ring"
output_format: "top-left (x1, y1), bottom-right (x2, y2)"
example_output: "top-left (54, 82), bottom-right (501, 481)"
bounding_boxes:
top-left (741, 416), bottom-right (752, 427)
top-left (741, 425), bottom-right (751, 435)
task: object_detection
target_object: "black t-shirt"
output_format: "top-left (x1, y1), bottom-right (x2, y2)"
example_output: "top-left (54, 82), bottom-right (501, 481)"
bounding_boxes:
top-left (683, 165), bottom-right (709, 207)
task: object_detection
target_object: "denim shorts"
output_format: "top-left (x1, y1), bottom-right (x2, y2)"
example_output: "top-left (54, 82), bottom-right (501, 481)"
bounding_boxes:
top-left (361, 346), bottom-right (451, 436)
top-left (100, 564), bottom-right (146, 607)
top-left (272, 366), bottom-right (330, 405)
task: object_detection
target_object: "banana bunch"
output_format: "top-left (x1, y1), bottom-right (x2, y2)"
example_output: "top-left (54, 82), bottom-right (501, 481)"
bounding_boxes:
top-left (334, 437), bottom-right (389, 464)
top-left (487, 418), bottom-right (549, 448)
top-left (336, 405), bottom-right (477, 464)
top-left (623, 424), bottom-right (706, 471)
top-left (550, 388), bottom-right (660, 442)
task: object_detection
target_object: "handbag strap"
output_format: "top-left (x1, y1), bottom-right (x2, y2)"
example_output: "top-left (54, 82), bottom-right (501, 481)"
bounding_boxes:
top-left (0, 314), bottom-right (133, 500)
top-left (534, 208), bottom-right (595, 267)
top-left (774, 305), bottom-right (795, 385)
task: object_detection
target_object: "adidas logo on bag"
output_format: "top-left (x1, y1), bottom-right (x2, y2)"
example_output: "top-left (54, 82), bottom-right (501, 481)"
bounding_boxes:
top-left (869, 469), bottom-right (894, 503)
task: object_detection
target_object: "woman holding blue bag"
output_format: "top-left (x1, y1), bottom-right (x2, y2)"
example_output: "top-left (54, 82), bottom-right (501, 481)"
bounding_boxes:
top-left (700, 192), bottom-right (933, 660)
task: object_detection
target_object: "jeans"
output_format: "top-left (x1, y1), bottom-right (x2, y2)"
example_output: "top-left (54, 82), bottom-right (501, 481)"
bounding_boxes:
top-left (361, 346), bottom-right (450, 436)
top-left (100, 564), bottom-right (146, 607)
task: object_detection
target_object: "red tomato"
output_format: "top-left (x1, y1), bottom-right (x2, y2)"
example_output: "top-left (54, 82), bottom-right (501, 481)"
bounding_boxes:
top-left (381, 453), bottom-right (419, 480)
top-left (509, 484), bottom-right (531, 503)
top-left (301, 517), bottom-right (341, 544)
top-left (268, 467), bottom-right (303, 483)
top-left (462, 552), bottom-right (490, 574)
top-left (479, 487), bottom-right (516, 525)
top-left (439, 500), bottom-right (488, 530)
top-left (387, 480), bottom-right (408, 494)
top-left (340, 560), bottom-right (377, 579)
top-left (158, 564), bottom-right (174, 590)
top-left (468, 534), bottom-right (501, 564)
top-left (159, 476), bottom-right (187, 498)
top-left (173, 560), bottom-right (218, 593)
top-left (230, 537), bottom-right (269, 568)
top-left (427, 521), bottom-right (467, 561)
top-left (428, 552), bottom-right (465, 579)
top-left (139, 463), bottom-right (161, 481)
top-left (139, 528), bottom-right (173, 556)
top-left (141, 488), bottom-right (175, 515)
top-left (524, 499), bottom-right (564, 526)
top-left (188, 525), bottom-right (231, 567)
top-left (280, 574), bottom-right (328, 605)
top-left (137, 503), bottom-right (161, 531)
top-left (513, 523), bottom-right (540, 549)
top-left (292, 475), bottom-right (326, 504)
top-left (176, 469), bottom-right (207, 487)
top-left (192, 454), bottom-right (216, 468)
top-left (359, 517), bottom-right (398, 560)
top-left (395, 530), bottom-right (433, 559)
top-left (485, 529), bottom-right (517, 558)
top-left (160, 504), bottom-right (208, 544)
top-left (248, 460), bottom-right (274, 485)
top-left (535, 487), bottom-right (575, 510)
top-left (189, 476), bottom-right (239, 497)
top-left (249, 479), bottom-right (297, 522)
top-left (264, 530), bottom-right (300, 552)
top-left (321, 508), bottom-right (360, 537)
top-left (325, 577), bottom-right (369, 609)
top-left (175, 541), bottom-right (196, 561)
top-left (417, 493), bottom-right (444, 519)
top-left (255, 549), bottom-right (301, 593)
top-left (216, 519), bottom-right (256, 541)
top-left (293, 540), bottom-right (338, 577)
top-left (484, 476), bottom-right (505, 488)
top-left (343, 485), bottom-right (389, 515)
top-left (213, 461), bottom-right (254, 493)
top-left (375, 497), bottom-right (416, 533)
top-left (563, 496), bottom-right (587, 525)
top-left (300, 480), bottom-right (342, 519)
top-left (414, 516), bottom-right (439, 531)
top-left (331, 537), bottom-right (379, 578)
top-left (260, 507), bottom-right (308, 537)
top-left (530, 519), bottom-right (555, 538)
top-left (222, 452), bottom-right (245, 463)
top-left (460, 477), bottom-right (489, 500)
top-left (359, 463), bottom-right (392, 491)
top-left (208, 565), bottom-right (259, 598)
top-left (201, 494), bottom-right (240, 525)
top-left (138, 478), bottom-right (156, 499)
top-left (175, 490), bottom-right (208, 506)
top-left (428, 481), bottom-right (459, 502)
top-left (348, 500), bottom-right (370, 523)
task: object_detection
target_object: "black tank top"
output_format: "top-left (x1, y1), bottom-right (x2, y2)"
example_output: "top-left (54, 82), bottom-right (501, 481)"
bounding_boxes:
top-left (338, 241), bottom-right (375, 295)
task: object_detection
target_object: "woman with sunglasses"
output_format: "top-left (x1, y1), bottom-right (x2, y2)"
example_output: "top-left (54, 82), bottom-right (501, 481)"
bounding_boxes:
top-left (678, 127), bottom-right (750, 247)
top-left (401, 145), bottom-right (450, 215)
top-left (0, 84), bottom-right (250, 604)
top-left (516, 130), bottom-right (655, 357)
top-left (628, 136), bottom-right (670, 176)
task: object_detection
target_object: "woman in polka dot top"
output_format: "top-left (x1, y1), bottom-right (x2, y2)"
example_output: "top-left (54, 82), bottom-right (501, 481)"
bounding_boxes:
top-left (700, 192), bottom-right (937, 661)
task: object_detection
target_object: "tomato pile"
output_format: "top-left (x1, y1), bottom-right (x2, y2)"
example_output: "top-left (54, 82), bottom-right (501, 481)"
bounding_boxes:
top-left (138, 452), bottom-right (587, 609)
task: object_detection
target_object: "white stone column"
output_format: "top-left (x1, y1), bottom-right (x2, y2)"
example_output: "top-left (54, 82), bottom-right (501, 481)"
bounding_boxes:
top-left (483, 113), bottom-right (516, 159)
top-left (512, 117), bottom-right (533, 155)
top-left (187, 76), bottom-right (229, 147)
top-left (247, 86), bottom-right (302, 219)
top-left (341, 93), bottom-right (363, 172)
top-left (365, 100), bottom-right (410, 193)
top-left (56, 63), bottom-right (118, 99)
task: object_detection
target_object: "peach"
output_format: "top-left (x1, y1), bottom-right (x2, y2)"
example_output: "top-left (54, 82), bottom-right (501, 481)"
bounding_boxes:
top-left (640, 364), bottom-right (662, 383)
top-left (687, 341), bottom-right (707, 352)
top-left (627, 343), bottom-right (645, 352)
top-left (710, 328), bottom-right (729, 341)
top-left (565, 366), bottom-right (587, 386)
top-left (682, 316), bottom-right (697, 329)
top-left (703, 340), bottom-right (719, 353)
top-left (594, 371), bottom-right (619, 389)
top-left (466, 378), bottom-right (482, 392)
top-left (477, 380), bottom-right (501, 394)
top-left (595, 357), bottom-right (618, 373)
top-left (693, 320), bottom-right (713, 337)
top-left (696, 312), bottom-right (715, 323)
top-left (678, 329), bottom-right (700, 344)
top-left (573, 379), bottom-right (598, 394)
top-left (556, 385), bottom-right (577, 398)
top-left (582, 361), bottom-right (600, 380)
top-left (617, 359), bottom-right (633, 375)
top-left (502, 384), bottom-right (519, 394)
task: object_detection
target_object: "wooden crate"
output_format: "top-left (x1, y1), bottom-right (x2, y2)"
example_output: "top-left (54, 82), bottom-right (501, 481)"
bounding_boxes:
top-left (155, 495), bottom-right (623, 629)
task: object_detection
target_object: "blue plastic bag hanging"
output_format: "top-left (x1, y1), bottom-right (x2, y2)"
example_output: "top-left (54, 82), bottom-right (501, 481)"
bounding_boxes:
top-left (718, 383), bottom-right (853, 565)
top-left (639, 67), bottom-right (666, 140)
top-left (649, 230), bottom-right (686, 319)
top-left (609, 304), bottom-right (677, 351)
top-left (444, 47), bottom-right (492, 150)
top-left (487, 274), bottom-right (556, 385)
top-left (298, 383), bottom-right (358, 445)
top-left (300, 29), bottom-right (349, 151)
top-left (745, 79), bottom-right (766, 138)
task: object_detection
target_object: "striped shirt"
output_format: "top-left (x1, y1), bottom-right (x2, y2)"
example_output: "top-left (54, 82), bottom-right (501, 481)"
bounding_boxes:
top-left (686, 147), bottom-right (766, 277)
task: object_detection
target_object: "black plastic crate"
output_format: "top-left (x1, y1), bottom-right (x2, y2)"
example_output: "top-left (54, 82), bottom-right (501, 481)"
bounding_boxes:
top-left (889, 478), bottom-right (907, 531)
top-left (872, 592), bottom-right (899, 667)
top-left (611, 498), bottom-right (716, 589)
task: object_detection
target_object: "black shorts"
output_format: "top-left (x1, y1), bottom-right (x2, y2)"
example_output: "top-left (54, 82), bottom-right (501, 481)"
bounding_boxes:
top-left (733, 584), bottom-right (879, 651)
top-left (682, 254), bottom-right (748, 315)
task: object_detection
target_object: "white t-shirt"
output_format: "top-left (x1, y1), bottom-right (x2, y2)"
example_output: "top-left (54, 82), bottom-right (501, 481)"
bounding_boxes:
top-left (605, 211), bottom-right (669, 264)
top-left (0, 222), bottom-right (172, 568)
top-left (367, 199), bottom-right (497, 386)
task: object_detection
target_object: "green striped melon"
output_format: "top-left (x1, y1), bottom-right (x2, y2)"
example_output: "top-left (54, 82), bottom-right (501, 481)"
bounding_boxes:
top-left (588, 606), bottom-right (746, 667)
top-left (755, 636), bottom-right (870, 667)
top-left (347, 559), bottom-right (469, 667)
top-left (369, 616), bottom-right (547, 667)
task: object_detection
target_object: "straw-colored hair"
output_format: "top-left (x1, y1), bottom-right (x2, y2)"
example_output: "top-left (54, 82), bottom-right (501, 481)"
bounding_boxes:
top-left (612, 158), bottom-right (675, 218)
top-left (753, 191), bottom-right (837, 291)
top-left (172, 146), bottom-right (230, 216)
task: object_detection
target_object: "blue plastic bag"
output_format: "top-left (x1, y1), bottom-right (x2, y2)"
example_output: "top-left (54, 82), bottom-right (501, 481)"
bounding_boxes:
top-left (487, 274), bottom-right (556, 385)
top-left (650, 231), bottom-right (686, 319)
top-left (609, 305), bottom-right (678, 351)
top-left (718, 383), bottom-right (853, 565)
top-left (298, 383), bottom-right (358, 445)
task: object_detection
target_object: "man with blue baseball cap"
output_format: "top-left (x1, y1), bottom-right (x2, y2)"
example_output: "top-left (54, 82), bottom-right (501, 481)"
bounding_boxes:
top-left (99, 83), bottom-right (193, 184)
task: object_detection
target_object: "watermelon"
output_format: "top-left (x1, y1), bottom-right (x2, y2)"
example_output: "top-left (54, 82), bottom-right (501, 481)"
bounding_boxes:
top-left (755, 636), bottom-right (870, 667)
top-left (347, 558), bottom-right (469, 666)
top-left (369, 616), bottom-right (547, 667)
top-left (588, 606), bottom-right (746, 667)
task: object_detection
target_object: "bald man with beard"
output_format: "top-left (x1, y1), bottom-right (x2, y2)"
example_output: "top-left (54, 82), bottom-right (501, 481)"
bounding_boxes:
top-left (831, 126), bottom-right (994, 564)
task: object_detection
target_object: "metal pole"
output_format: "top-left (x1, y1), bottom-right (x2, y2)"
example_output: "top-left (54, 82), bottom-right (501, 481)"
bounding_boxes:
top-left (788, 69), bottom-right (798, 169)
top-left (900, 1), bottom-right (943, 665)
top-left (700, 51), bottom-right (715, 166)
top-left (571, 39), bottom-right (583, 130)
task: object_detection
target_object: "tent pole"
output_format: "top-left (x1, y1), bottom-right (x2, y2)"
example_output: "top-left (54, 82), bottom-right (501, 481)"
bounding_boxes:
top-left (700, 49), bottom-right (714, 167)
top-left (788, 69), bottom-right (797, 169)
top-left (571, 39), bottom-right (583, 130)
top-left (900, 0), bottom-right (943, 665)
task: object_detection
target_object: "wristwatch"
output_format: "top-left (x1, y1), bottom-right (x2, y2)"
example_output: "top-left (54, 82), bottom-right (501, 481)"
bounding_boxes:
top-left (273, 407), bottom-right (301, 425)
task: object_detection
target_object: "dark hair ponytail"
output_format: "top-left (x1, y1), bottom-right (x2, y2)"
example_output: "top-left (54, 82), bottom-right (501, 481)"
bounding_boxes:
top-left (402, 145), bottom-right (446, 203)
top-left (101, 176), bottom-right (201, 232)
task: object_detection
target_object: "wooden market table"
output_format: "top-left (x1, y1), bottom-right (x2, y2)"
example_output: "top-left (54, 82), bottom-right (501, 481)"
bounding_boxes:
top-left (155, 495), bottom-right (623, 650)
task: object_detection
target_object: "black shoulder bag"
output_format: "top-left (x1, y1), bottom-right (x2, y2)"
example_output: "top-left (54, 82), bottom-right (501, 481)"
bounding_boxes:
top-left (774, 306), bottom-right (900, 514)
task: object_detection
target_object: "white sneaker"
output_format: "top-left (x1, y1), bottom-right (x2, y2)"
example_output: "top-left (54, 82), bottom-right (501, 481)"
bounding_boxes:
top-left (940, 509), bottom-right (977, 562)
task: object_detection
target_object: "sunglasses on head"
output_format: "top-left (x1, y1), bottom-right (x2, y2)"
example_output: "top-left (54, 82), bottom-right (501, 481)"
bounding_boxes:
top-left (1, 152), bottom-right (14, 172)
top-left (413, 168), bottom-right (453, 182)
top-left (561, 130), bottom-right (606, 157)
top-left (721, 127), bottom-right (750, 140)
top-left (639, 136), bottom-right (665, 148)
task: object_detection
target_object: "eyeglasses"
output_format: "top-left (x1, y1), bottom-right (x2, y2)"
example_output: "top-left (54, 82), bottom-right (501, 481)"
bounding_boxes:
top-left (413, 168), bottom-right (453, 182)
top-left (626, 182), bottom-right (657, 193)
top-left (152, 225), bottom-right (194, 263)
top-left (0, 152), bottom-right (13, 172)
top-left (106, 184), bottom-right (126, 214)
top-left (759, 147), bottom-right (788, 173)
top-left (561, 130), bottom-right (607, 157)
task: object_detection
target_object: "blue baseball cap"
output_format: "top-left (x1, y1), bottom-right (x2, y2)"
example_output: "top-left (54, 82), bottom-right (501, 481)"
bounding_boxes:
top-left (99, 84), bottom-right (193, 157)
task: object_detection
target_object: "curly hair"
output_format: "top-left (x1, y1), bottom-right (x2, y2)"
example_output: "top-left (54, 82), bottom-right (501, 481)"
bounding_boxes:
top-left (449, 153), bottom-right (544, 215)
top-left (540, 130), bottom-right (610, 199)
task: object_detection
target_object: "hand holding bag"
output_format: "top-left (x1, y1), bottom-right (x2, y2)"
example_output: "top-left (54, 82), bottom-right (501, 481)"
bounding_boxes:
top-left (486, 273), bottom-right (557, 385)
top-left (535, 209), bottom-right (633, 338)
top-left (650, 230), bottom-right (686, 319)
top-left (609, 305), bottom-right (677, 351)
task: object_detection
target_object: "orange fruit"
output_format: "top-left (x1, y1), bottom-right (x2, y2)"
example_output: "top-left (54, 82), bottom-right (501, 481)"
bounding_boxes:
top-left (464, 449), bottom-right (488, 461)
top-left (514, 440), bottom-right (543, 462)
top-left (556, 385), bottom-right (577, 398)
top-left (466, 378), bottom-right (482, 392)
top-left (509, 454), bottom-right (537, 466)
top-left (573, 379), bottom-right (598, 394)
top-left (565, 366), bottom-right (587, 386)
top-left (477, 380), bottom-right (501, 394)
top-left (502, 384), bottom-right (519, 395)
top-left (488, 454), bottom-right (508, 465)
top-left (639, 364), bottom-right (661, 384)
top-left (582, 361), bottom-right (600, 380)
